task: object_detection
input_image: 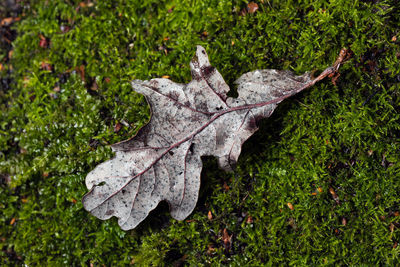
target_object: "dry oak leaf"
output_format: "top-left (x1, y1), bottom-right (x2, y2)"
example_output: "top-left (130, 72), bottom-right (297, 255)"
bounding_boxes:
top-left (83, 46), bottom-right (346, 230)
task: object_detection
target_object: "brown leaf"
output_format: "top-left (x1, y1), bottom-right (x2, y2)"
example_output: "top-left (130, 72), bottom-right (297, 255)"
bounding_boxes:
top-left (82, 46), bottom-right (348, 230)
top-left (1, 17), bottom-right (16, 26)
top-left (114, 122), bottom-right (122, 133)
top-left (329, 187), bottom-right (340, 204)
top-left (223, 181), bottom-right (230, 191)
top-left (246, 215), bottom-right (253, 224)
top-left (40, 61), bottom-right (52, 71)
top-left (287, 202), bottom-right (294, 210)
top-left (206, 244), bottom-right (216, 255)
top-left (207, 210), bottom-right (213, 220)
top-left (222, 228), bottom-right (232, 252)
top-left (247, 2), bottom-right (259, 14)
top-left (76, 65), bottom-right (85, 81)
top-left (39, 35), bottom-right (49, 48)
top-left (10, 218), bottom-right (16, 225)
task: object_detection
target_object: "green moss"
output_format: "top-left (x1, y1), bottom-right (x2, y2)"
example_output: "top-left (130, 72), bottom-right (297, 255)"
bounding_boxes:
top-left (1, 0), bottom-right (399, 265)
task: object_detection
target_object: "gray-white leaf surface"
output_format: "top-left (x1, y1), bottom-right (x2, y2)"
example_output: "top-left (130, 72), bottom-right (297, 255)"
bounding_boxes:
top-left (83, 46), bottom-right (343, 230)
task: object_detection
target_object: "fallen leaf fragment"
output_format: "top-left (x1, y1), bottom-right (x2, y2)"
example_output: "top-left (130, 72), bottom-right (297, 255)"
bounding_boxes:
top-left (207, 210), bottom-right (213, 220)
top-left (287, 202), bottom-right (294, 210)
top-left (39, 35), bottom-right (49, 48)
top-left (222, 228), bottom-right (232, 253)
top-left (114, 122), bottom-right (122, 133)
top-left (246, 215), bottom-right (253, 224)
top-left (82, 46), bottom-right (348, 230)
top-left (207, 244), bottom-right (216, 255)
top-left (76, 65), bottom-right (85, 81)
top-left (10, 218), bottom-right (16, 225)
top-left (223, 181), bottom-right (230, 191)
top-left (312, 186), bottom-right (322, 195)
top-left (247, 2), bottom-right (259, 13)
top-left (40, 61), bottom-right (52, 71)
top-left (329, 187), bottom-right (340, 204)
top-left (1, 17), bottom-right (18, 26)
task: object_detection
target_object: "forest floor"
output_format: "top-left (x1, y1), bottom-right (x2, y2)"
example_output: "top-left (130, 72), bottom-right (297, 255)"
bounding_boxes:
top-left (1, 0), bottom-right (399, 265)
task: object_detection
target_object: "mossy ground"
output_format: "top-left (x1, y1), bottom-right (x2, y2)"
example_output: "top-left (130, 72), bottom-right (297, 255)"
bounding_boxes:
top-left (1, 0), bottom-right (399, 265)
